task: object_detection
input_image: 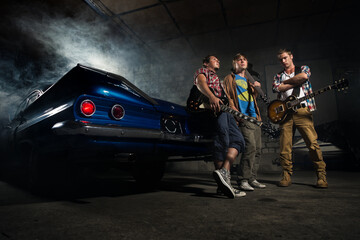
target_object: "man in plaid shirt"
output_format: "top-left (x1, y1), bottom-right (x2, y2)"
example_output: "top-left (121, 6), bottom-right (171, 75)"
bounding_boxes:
top-left (273, 65), bottom-right (316, 111)
top-left (272, 49), bottom-right (328, 188)
top-left (193, 55), bottom-right (246, 198)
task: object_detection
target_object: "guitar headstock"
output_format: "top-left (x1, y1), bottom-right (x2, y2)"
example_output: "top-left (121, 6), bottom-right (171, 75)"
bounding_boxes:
top-left (333, 78), bottom-right (349, 92)
top-left (261, 121), bottom-right (280, 139)
top-left (260, 94), bottom-right (271, 104)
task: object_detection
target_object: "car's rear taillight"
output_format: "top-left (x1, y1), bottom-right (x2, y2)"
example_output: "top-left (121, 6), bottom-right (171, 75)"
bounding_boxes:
top-left (80, 100), bottom-right (96, 117)
top-left (111, 104), bottom-right (125, 120)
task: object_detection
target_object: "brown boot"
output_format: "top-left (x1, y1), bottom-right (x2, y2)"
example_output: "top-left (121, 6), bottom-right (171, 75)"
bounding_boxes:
top-left (316, 171), bottom-right (328, 188)
top-left (278, 171), bottom-right (291, 187)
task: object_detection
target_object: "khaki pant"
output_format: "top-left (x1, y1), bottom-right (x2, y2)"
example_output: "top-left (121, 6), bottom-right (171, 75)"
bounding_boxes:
top-left (279, 107), bottom-right (326, 174)
top-left (237, 121), bottom-right (262, 182)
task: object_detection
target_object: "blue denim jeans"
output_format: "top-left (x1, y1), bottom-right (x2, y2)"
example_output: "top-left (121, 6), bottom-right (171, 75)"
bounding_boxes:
top-left (213, 112), bottom-right (245, 161)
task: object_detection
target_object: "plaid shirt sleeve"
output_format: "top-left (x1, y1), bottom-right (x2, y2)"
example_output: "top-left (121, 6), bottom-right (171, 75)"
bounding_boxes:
top-left (272, 73), bottom-right (282, 93)
top-left (301, 65), bottom-right (317, 111)
top-left (301, 65), bottom-right (311, 79)
top-left (193, 68), bottom-right (207, 85)
top-left (193, 68), bottom-right (222, 97)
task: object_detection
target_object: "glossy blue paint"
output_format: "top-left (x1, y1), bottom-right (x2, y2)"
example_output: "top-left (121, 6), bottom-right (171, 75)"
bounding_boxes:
top-left (153, 98), bottom-right (189, 117)
top-left (0, 64), bottom-right (213, 170)
top-left (73, 94), bottom-right (161, 129)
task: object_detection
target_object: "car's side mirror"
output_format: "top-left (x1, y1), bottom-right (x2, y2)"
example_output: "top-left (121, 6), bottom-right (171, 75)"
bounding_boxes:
top-left (14, 111), bottom-right (26, 123)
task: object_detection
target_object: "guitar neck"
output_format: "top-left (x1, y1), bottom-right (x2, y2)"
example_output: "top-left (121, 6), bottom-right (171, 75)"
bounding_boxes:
top-left (290, 85), bottom-right (333, 107)
top-left (220, 105), bottom-right (262, 126)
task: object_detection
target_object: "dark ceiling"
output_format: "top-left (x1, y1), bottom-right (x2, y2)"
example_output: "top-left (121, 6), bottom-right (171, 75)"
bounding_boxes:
top-left (83, 0), bottom-right (358, 60)
top-left (0, 0), bottom-right (358, 122)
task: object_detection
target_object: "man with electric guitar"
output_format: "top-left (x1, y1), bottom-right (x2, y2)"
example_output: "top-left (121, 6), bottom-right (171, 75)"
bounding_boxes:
top-left (223, 53), bottom-right (267, 192)
top-left (189, 55), bottom-right (246, 198)
top-left (272, 49), bottom-right (328, 188)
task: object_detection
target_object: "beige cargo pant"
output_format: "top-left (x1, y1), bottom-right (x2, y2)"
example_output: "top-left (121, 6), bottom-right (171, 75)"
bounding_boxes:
top-left (279, 107), bottom-right (326, 174)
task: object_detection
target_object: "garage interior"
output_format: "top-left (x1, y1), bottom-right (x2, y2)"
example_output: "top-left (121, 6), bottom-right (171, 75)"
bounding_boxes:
top-left (1, 0), bottom-right (360, 239)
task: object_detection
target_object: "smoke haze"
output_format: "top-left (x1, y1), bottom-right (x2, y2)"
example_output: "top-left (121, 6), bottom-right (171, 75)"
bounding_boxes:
top-left (0, 0), bottom-right (144, 123)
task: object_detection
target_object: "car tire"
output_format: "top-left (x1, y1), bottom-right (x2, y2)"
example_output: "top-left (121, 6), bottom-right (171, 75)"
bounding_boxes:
top-left (26, 146), bottom-right (49, 193)
top-left (132, 155), bottom-right (166, 188)
top-left (25, 146), bottom-right (67, 194)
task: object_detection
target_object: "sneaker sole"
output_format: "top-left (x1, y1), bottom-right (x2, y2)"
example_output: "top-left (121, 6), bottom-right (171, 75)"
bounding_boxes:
top-left (240, 186), bottom-right (254, 191)
top-left (250, 185), bottom-right (266, 189)
top-left (234, 192), bottom-right (246, 197)
top-left (213, 171), bottom-right (235, 199)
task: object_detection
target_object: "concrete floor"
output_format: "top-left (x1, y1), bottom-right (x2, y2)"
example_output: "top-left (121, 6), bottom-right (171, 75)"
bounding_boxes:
top-left (0, 169), bottom-right (360, 240)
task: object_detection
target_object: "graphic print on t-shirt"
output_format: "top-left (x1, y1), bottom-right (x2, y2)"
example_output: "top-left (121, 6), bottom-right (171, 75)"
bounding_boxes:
top-left (235, 74), bottom-right (256, 117)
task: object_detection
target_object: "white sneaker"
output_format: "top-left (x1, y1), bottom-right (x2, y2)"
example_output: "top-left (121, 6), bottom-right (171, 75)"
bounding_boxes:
top-left (250, 179), bottom-right (266, 189)
top-left (232, 188), bottom-right (246, 197)
top-left (217, 187), bottom-right (246, 197)
top-left (239, 180), bottom-right (254, 191)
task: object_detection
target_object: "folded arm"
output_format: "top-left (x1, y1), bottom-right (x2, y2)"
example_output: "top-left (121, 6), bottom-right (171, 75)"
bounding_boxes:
top-left (273, 72), bottom-right (308, 92)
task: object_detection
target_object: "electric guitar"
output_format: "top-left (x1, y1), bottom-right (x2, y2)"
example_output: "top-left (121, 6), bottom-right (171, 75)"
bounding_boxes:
top-left (267, 78), bottom-right (349, 124)
top-left (186, 86), bottom-right (281, 138)
top-left (187, 86), bottom-right (262, 125)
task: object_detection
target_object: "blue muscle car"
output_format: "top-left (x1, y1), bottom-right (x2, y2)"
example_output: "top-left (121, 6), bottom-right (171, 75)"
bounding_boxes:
top-left (0, 64), bottom-right (214, 190)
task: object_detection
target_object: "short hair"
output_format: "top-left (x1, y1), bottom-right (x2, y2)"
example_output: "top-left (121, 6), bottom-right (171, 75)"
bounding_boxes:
top-left (278, 49), bottom-right (293, 56)
top-left (233, 53), bottom-right (247, 61)
top-left (203, 55), bottom-right (217, 65)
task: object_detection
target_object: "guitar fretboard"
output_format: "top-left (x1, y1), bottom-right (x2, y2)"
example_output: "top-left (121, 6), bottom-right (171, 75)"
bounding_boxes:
top-left (220, 105), bottom-right (262, 126)
top-left (289, 85), bottom-right (332, 107)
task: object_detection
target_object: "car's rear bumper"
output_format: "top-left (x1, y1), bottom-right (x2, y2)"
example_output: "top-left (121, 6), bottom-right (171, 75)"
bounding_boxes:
top-left (52, 120), bottom-right (212, 144)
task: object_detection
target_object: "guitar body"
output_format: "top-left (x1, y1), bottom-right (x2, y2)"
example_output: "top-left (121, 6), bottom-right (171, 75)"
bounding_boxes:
top-left (267, 95), bottom-right (297, 124)
top-left (267, 78), bottom-right (349, 124)
top-left (186, 85), bottom-right (228, 112)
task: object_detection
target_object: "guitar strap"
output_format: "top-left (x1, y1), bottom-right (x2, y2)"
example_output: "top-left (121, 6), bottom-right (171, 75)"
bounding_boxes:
top-left (237, 84), bottom-right (250, 102)
top-left (245, 69), bottom-right (267, 102)
top-left (292, 66), bottom-right (302, 97)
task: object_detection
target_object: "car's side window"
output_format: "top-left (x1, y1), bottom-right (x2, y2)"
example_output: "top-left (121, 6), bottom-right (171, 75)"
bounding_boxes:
top-left (13, 90), bottom-right (43, 120)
